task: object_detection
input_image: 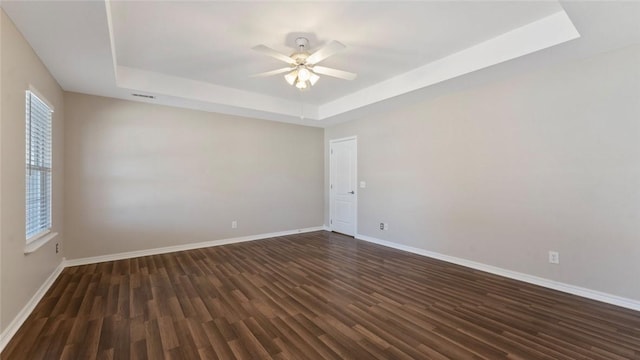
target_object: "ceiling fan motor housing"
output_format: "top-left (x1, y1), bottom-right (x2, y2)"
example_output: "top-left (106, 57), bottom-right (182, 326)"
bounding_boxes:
top-left (295, 37), bottom-right (310, 49)
top-left (292, 37), bottom-right (310, 64)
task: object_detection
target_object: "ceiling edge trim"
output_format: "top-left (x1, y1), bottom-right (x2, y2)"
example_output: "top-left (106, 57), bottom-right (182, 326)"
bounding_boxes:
top-left (318, 11), bottom-right (580, 120)
top-left (104, 0), bottom-right (119, 85)
top-left (116, 66), bottom-right (320, 120)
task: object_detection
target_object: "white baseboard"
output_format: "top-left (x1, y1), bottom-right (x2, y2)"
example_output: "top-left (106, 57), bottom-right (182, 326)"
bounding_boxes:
top-left (64, 226), bottom-right (325, 267)
top-left (0, 259), bottom-right (66, 352)
top-left (356, 233), bottom-right (640, 312)
top-left (4, 228), bottom-right (636, 354)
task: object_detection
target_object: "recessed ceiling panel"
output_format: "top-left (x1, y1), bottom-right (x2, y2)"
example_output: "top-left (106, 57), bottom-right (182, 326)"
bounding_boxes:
top-left (110, 1), bottom-right (563, 104)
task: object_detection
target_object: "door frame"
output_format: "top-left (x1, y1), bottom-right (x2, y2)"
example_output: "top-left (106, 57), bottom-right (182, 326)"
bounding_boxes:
top-left (329, 136), bottom-right (358, 236)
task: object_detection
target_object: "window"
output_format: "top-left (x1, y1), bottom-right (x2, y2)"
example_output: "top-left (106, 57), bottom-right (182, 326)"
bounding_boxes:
top-left (25, 90), bottom-right (53, 242)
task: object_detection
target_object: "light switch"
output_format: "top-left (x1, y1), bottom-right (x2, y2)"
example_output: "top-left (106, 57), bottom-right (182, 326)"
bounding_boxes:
top-left (360, 181), bottom-right (366, 188)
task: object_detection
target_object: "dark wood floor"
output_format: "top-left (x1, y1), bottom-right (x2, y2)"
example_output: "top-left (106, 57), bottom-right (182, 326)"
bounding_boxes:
top-left (3, 231), bottom-right (640, 359)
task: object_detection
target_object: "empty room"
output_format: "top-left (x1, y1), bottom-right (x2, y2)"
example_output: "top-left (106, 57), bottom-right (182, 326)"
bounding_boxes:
top-left (1, 1), bottom-right (639, 359)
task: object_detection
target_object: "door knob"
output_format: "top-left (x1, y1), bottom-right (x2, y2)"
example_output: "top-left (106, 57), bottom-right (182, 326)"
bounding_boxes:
top-left (349, 191), bottom-right (355, 194)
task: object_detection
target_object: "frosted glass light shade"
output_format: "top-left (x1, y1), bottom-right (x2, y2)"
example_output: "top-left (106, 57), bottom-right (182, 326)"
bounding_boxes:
top-left (298, 67), bottom-right (311, 81)
top-left (309, 73), bottom-right (320, 86)
top-left (284, 70), bottom-right (298, 85)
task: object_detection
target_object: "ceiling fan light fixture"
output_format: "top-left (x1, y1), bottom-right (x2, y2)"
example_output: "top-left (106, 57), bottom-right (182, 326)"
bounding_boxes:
top-left (295, 80), bottom-right (308, 89)
top-left (297, 67), bottom-right (311, 81)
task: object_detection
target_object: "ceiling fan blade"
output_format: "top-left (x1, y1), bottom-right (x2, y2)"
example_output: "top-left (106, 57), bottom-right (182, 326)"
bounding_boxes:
top-left (306, 41), bottom-right (346, 65)
top-left (252, 45), bottom-right (297, 65)
top-left (313, 66), bottom-right (357, 80)
top-left (250, 67), bottom-right (294, 78)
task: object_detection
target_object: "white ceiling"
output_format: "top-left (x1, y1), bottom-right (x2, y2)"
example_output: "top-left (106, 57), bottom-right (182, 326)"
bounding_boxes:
top-left (2, 1), bottom-right (640, 127)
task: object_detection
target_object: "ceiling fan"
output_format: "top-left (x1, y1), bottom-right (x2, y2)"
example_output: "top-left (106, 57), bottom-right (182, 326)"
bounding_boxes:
top-left (251, 37), bottom-right (357, 90)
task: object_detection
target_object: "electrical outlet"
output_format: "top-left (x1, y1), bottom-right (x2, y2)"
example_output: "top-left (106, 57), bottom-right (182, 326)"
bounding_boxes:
top-left (232, 220), bottom-right (238, 229)
top-left (380, 223), bottom-right (384, 230)
top-left (55, 243), bottom-right (59, 254)
top-left (380, 222), bottom-right (389, 231)
top-left (548, 251), bottom-right (560, 264)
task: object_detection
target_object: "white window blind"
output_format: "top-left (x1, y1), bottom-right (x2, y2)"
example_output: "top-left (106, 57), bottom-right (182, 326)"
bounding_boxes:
top-left (25, 91), bottom-right (53, 242)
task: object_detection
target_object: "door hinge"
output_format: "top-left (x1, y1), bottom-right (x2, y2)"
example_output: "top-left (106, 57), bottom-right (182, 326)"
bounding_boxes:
top-left (331, 149), bottom-right (333, 154)
top-left (330, 219), bottom-right (332, 224)
top-left (330, 184), bottom-right (333, 189)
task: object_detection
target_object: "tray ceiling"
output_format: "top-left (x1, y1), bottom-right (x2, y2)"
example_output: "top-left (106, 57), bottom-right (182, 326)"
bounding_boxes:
top-left (2, 1), bottom-right (639, 126)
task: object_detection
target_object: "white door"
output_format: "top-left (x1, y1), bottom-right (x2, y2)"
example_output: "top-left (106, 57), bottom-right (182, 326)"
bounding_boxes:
top-left (330, 137), bottom-right (357, 236)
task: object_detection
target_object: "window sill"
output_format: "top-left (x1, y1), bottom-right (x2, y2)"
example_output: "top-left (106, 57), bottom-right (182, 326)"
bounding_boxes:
top-left (24, 232), bottom-right (58, 254)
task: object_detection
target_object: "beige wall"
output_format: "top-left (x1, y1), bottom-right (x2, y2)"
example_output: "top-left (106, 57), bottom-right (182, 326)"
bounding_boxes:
top-left (64, 92), bottom-right (324, 259)
top-left (0, 8), bottom-right (3, 336)
top-left (1, 10), bottom-right (65, 332)
top-left (325, 45), bottom-right (640, 300)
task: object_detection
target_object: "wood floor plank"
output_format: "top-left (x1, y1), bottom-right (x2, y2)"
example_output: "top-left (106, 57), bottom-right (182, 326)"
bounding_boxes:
top-left (3, 231), bottom-right (640, 359)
